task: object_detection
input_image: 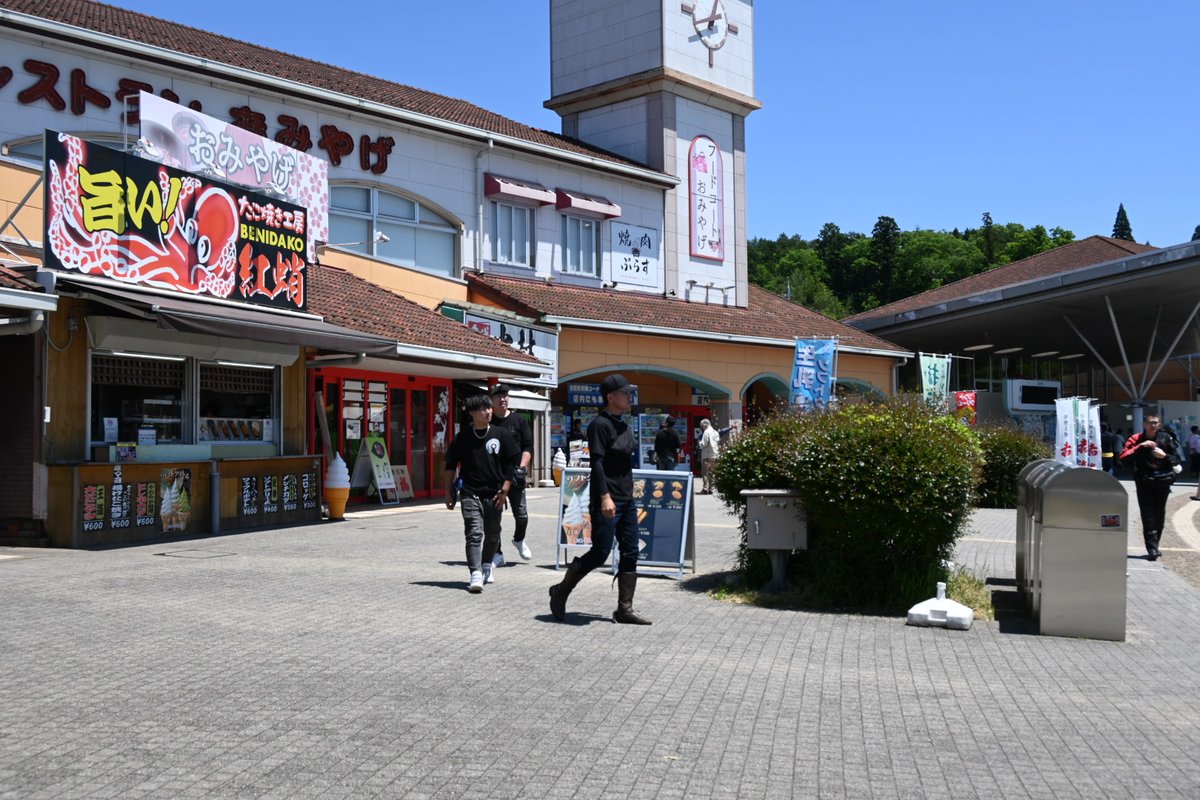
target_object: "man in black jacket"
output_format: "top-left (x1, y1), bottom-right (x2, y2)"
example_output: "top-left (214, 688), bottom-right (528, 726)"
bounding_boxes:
top-left (1119, 415), bottom-right (1180, 561)
top-left (654, 416), bottom-right (681, 471)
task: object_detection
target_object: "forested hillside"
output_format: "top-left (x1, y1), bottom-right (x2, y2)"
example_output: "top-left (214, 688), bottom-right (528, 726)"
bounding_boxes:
top-left (749, 213), bottom-right (1076, 318)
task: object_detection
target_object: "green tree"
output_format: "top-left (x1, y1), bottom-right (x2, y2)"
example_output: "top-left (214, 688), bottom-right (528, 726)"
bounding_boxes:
top-left (894, 230), bottom-right (987, 299)
top-left (870, 216), bottom-right (902, 303)
top-left (1112, 203), bottom-right (1134, 241)
top-left (980, 211), bottom-right (997, 265)
top-left (1191, 225), bottom-right (1200, 242)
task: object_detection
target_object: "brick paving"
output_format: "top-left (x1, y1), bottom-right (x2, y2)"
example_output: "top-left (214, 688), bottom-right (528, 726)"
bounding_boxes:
top-left (2, 483), bottom-right (1199, 799)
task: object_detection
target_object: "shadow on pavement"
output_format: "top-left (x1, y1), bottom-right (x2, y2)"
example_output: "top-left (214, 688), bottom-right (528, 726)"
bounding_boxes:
top-left (987, 577), bottom-right (1038, 635)
top-left (533, 612), bottom-right (611, 626)
top-left (411, 580), bottom-right (469, 591)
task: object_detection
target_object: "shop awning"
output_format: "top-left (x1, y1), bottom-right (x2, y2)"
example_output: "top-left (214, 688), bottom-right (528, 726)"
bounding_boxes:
top-left (484, 174), bottom-right (555, 206)
top-left (555, 188), bottom-right (621, 219)
top-left (66, 279), bottom-right (399, 358)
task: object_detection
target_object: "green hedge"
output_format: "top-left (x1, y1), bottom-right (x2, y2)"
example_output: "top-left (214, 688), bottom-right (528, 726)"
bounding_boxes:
top-left (713, 397), bottom-right (983, 610)
top-left (974, 425), bottom-right (1052, 508)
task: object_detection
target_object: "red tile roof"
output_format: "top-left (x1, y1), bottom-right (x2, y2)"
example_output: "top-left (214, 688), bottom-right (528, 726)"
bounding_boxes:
top-left (307, 262), bottom-right (541, 366)
top-left (0, 264), bottom-right (44, 293)
top-left (845, 235), bottom-right (1157, 324)
top-left (2, 0), bottom-right (655, 173)
top-left (466, 273), bottom-right (907, 353)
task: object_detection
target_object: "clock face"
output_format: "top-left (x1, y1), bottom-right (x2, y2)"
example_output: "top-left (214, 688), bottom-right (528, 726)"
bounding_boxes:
top-left (691, 0), bottom-right (728, 51)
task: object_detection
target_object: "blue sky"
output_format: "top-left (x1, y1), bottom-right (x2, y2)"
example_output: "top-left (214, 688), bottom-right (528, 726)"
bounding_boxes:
top-left (109, 1), bottom-right (1200, 247)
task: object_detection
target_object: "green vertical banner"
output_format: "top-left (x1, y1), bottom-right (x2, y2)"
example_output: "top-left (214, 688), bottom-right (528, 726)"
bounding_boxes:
top-left (919, 353), bottom-right (951, 412)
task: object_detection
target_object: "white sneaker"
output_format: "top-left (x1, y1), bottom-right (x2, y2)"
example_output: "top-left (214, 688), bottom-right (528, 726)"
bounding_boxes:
top-left (468, 570), bottom-right (484, 593)
top-left (483, 563), bottom-right (495, 584)
top-left (513, 539), bottom-right (533, 561)
top-left (492, 551), bottom-right (505, 568)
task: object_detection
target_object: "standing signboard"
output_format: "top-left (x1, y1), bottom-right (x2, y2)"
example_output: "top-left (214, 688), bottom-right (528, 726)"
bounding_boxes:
top-left (350, 436), bottom-right (399, 504)
top-left (554, 467), bottom-right (695, 578)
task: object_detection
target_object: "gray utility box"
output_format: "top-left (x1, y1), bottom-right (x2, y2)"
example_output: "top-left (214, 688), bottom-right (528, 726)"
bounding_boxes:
top-left (1018, 465), bottom-right (1128, 642)
top-left (1015, 459), bottom-right (1069, 607)
top-left (741, 489), bottom-right (806, 592)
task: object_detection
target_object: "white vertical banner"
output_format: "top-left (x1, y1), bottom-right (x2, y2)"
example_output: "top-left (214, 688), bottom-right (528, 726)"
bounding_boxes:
top-left (919, 353), bottom-right (951, 412)
top-left (1054, 398), bottom-right (1075, 466)
top-left (1074, 398), bottom-right (1091, 468)
top-left (1087, 401), bottom-right (1103, 469)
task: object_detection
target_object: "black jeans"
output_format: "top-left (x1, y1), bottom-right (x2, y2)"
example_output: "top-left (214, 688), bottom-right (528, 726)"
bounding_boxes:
top-left (576, 497), bottom-right (639, 574)
top-left (1134, 479), bottom-right (1172, 535)
top-left (655, 456), bottom-right (676, 471)
top-left (507, 482), bottom-right (529, 542)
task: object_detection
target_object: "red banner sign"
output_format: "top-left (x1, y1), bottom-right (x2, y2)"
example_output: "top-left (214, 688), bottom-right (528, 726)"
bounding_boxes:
top-left (44, 130), bottom-right (307, 311)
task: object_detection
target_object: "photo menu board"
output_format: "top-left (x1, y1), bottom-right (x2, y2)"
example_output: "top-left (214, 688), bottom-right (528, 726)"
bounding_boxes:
top-left (554, 467), bottom-right (695, 577)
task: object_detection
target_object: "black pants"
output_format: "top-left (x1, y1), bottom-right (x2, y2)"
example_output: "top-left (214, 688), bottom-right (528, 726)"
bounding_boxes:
top-left (1134, 479), bottom-right (1172, 536)
top-left (655, 456), bottom-right (676, 471)
top-left (575, 497), bottom-right (639, 575)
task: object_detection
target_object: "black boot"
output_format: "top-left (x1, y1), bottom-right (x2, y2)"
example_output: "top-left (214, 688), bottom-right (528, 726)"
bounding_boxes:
top-left (613, 572), bottom-right (652, 625)
top-left (1144, 531), bottom-right (1159, 560)
top-left (549, 558), bottom-right (586, 621)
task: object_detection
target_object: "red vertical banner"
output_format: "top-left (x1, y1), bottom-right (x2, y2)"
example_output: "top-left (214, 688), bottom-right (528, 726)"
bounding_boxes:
top-left (954, 391), bottom-right (977, 426)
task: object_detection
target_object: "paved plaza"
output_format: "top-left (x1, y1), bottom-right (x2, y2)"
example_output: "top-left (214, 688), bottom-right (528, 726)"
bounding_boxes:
top-left (2, 481), bottom-right (1200, 799)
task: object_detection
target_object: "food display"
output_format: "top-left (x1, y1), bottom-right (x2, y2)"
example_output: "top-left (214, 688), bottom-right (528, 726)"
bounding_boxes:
top-left (199, 418), bottom-right (267, 442)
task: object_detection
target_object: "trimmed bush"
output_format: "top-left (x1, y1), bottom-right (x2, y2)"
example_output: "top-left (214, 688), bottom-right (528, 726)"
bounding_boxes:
top-left (975, 425), bottom-right (1052, 508)
top-left (713, 397), bottom-right (983, 610)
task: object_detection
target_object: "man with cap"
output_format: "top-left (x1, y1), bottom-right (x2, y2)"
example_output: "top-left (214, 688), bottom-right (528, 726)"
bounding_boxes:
top-left (548, 373), bottom-right (651, 625)
top-left (488, 383), bottom-right (534, 565)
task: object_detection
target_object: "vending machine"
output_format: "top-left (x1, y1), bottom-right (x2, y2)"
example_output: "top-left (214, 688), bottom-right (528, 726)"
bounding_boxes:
top-left (1004, 379), bottom-right (1061, 443)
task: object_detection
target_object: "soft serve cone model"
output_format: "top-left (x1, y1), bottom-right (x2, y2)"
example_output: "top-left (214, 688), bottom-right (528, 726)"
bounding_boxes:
top-left (324, 453), bottom-right (351, 520)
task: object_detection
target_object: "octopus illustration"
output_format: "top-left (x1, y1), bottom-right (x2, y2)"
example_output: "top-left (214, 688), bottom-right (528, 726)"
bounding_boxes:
top-left (45, 132), bottom-right (240, 299)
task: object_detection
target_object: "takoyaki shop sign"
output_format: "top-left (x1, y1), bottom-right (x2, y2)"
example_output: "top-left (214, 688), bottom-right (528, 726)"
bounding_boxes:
top-left (43, 130), bottom-right (307, 312)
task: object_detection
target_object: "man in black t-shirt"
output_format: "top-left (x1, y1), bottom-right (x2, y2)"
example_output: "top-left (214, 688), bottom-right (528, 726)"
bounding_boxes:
top-left (548, 373), bottom-right (651, 625)
top-left (444, 394), bottom-right (518, 592)
top-left (654, 416), bottom-right (681, 471)
top-left (488, 384), bottom-right (534, 564)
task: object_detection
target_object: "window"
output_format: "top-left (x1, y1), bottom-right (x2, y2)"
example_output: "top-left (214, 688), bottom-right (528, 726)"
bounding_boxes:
top-left (4, 132), bottom-right (127, 164)
top-left (90, 354), bottom-right (186, 444)
top-left (490, 201), bottom-right (533, 267)
top-left (89, 353), bottom-right (279, 445)
top-left (329, 186), bottom-right (458, 277)
top-left (561, 215), bottom-right (601, 276)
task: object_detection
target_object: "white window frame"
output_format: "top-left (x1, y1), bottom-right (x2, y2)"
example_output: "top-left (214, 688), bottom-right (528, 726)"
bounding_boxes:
top-left (489, 200), bottom-right (534, 268)
top-left (560, 214), bottom-right (602, 277)
top-left (329, 185), bottom-right (459, 277)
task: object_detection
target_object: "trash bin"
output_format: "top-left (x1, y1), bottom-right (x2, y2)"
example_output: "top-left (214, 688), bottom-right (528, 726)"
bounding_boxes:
top-left (1016, 459), bottom-right (1069, 609)
top-left (1032, 468), bottom-right (1128, 641)
top-left (741, 489), bottom-right (806, 592)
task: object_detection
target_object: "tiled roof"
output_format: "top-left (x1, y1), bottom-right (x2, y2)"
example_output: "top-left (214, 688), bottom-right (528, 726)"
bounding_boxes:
top-left (307, 263), bottom-right (542, 366)
top-left (0, 264), bottom-right (43, 292)
top-left (466, 273), bottom-right (907, 353)
top-left (845, 235), bottom-right (1157, 324)
top-left (1, 0), bottom-right (654, 173)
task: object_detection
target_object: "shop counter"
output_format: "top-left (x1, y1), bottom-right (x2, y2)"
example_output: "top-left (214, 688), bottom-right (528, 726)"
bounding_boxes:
top-left (46, 455), bottom-right (322, 548)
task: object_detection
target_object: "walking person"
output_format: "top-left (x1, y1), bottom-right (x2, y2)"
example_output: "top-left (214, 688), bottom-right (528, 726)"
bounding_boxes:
top-left (1188, 425), bottom-right (1200, 497)
top-left (654, 416), bottom-right (681, 472)
top-left (548, 374), bottom-right (651, 625)
top-left (488, 384), bottom-right (534, 565)
top-left (444, 394), bottom-right (518, 592)
top-left (1119, 415), bottom-right (1180, 561)
top-left (699, 418), bottom-right (720, 494)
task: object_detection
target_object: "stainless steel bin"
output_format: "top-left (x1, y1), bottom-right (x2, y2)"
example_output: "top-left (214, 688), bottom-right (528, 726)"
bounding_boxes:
top-left (1034, 468), bottom-right (1128, 641)
top-left (741, 489), bottom-right (806, 592)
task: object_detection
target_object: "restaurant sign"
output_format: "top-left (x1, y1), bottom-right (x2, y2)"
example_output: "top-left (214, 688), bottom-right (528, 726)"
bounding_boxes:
top-left (44, 130), bottom-right (308, 312)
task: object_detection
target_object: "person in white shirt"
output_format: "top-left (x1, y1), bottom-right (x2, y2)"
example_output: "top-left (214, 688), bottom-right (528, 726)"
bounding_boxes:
top-left (699, 418), bottom-right (720, 494)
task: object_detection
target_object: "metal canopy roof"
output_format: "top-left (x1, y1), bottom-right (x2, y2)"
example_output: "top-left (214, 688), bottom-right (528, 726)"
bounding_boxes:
top-left (850, 241), bottom-right (1200, 386)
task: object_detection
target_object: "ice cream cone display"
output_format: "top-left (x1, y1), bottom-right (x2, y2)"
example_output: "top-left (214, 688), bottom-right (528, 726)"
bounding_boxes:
top-left (324, 453), bottom-right (351, 520)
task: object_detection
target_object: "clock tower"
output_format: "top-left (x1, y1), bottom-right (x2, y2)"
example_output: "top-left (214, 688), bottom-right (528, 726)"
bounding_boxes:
top-left (547, 0), bottom-right (760, 307)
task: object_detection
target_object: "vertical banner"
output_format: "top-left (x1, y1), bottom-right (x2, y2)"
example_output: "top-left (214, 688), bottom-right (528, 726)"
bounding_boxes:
top-left (688, 135), bottom-right (724, 261)
top-left (919, 353), bottom-right (952, 411)
top-left (1087, 402), bottom-right (1103, 469)
top-left (1054, 398), bottom-right (1076, 466)
top-left (790, 339), bottom-right (837, 410)
top-left (1074, 398), bottom-right (1090, 468)
top-left (954, 391), bottom-right (977, 426)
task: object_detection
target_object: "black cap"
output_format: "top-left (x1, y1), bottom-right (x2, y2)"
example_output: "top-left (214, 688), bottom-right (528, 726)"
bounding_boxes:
top-left (488, 383), bottom-right (511, 397)
top-left (599, 374), bottom-right (636, 400)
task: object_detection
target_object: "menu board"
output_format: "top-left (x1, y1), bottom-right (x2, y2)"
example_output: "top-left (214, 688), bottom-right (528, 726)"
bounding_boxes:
top-left (554, 467), bottom-right (694, 577)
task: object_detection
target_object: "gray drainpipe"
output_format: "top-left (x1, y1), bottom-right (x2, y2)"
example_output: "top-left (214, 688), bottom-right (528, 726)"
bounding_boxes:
top-left (0, 310), bottom-right (44, 335)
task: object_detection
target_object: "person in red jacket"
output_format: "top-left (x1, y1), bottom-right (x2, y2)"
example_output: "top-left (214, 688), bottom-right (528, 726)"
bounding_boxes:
top-left (1119, 415), bottom-right (1180, 561)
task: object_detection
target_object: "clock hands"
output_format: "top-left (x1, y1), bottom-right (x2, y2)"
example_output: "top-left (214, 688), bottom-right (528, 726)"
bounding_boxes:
top-left (696, 0), bottom-right (723, 29)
